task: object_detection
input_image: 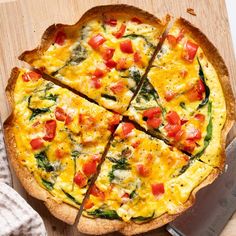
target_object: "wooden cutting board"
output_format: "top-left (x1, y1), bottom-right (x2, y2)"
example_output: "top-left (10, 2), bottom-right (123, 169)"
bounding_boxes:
top-left (0, 0), bottom-right (235, 235)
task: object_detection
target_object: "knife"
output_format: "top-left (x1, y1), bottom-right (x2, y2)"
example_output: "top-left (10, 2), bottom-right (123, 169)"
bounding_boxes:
top-left (167, 137), bottom-right (236, 236)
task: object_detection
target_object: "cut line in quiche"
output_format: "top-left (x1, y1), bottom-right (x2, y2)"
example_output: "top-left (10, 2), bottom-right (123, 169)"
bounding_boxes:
top-left (19, 5), bottom-right (170, 114)
top-left (126, 18), bottom-right (235, 169)
top-left (4, 67), bottom-right (121, 224)
top-left (3, 4), bottom-right (235, 236)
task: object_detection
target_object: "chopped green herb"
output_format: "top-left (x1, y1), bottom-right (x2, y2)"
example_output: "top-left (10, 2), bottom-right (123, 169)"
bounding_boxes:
top-left (130, 189), bottom-right (137, 199)
top-left (180, 102), bottom-right (186, 109)
top-left (62, 189), bottom-right (81, 205)
top-left (42, 179), bottom-right (54, 190)
top-left (35, 151), bottom-right (54, 172)
top-left (87, 209), bottom-right (120, 219)
top-left (41, 93), bottom-right (58, 101)
top-left (129, 67), bottom-right (141, 84)
top-left (101, 94), bottom-right (117, 101)
top-left (122, 34), bottom-right (155, 48)
top-left (69, 44), bottom-right (87, 65)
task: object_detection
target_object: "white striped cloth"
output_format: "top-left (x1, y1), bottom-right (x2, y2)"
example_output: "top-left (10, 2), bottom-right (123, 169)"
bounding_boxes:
top-left (0, 123), bottom-right (47, 236)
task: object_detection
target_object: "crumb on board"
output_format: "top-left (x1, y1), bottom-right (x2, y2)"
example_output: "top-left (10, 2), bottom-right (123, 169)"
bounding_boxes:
top-left (187, 8), bottom-right (197, 16)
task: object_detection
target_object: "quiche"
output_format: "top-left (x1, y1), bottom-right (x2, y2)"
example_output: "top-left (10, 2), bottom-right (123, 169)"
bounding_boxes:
top-left (4, 67), bottom-right (120, 223)
top-left (19, 5), bottom-right (169, 114)
top-left (3, 5), bottom-right (235, 236)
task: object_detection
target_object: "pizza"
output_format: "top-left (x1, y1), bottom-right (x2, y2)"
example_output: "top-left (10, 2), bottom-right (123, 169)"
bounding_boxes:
top-left (19, 5), bottom-right (169, 114)
top-left (3, 5), bottom-right (235, 236)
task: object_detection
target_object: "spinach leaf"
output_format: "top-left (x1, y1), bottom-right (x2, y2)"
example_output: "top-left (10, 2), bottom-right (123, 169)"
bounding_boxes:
top-left (42, 179), bottom-right (54, 191)
top-left (129, 67), bottom-right (141, 84)
top-left (108, 157), bottom-right (131, 181)
top-left (137, 79), bottom-right (159, 102)
top-left (197, 58), bottom-right (210, 109)
top-left (132, 211), bottom-right (155, 222)
top-left (180, 102), bottom-right (186, 109)
top-left (35, 151), bottom-right (54, 172)
top-left (62, 189), bottom-right (81, 205)
top-left (42, 93), bottom-right (58, 102)
top-left (28, 96), bottom-right (50, 120)
top-left (122, 34), bottom-right (155, 48)
top-left (101, 94), bottom-right (117, 101)
top-left (87, 209), bottom-right (120, 219)
top-left (130, 189), bottom-right (137, 199)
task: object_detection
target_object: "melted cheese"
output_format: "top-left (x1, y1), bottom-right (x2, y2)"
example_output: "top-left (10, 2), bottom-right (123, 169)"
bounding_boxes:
top-left (13, 69), bottom-right (117, 208)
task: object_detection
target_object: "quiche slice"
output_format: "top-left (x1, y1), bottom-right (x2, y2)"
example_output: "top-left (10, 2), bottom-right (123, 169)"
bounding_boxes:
top-left (3, 67), bottom-right (121, 224)
top-left (126, 18), bottom-right (234, 168)
top-left (78, 122), bottom-right (217, 235)
top-left (19, 5), bottom-right (169, 114)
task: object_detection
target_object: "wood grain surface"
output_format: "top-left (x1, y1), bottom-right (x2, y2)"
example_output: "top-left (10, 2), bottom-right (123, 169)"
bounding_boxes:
top-left (0, 0), bottom-right (235, 235)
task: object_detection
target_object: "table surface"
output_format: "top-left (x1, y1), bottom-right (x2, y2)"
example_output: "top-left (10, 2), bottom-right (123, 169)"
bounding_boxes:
top-left (0, 0), bottom-right (235, 235)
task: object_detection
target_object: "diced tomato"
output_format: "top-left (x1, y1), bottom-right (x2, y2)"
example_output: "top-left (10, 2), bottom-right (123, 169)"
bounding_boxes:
top-left (131, 17), bottom-right (142, 24)
top-left (110, 81), bottom-right (125, 94)
top-left (55, 107), bottom-right (67, 121)
top-left (112, 23), bottom-right (126, 38)
top-left (116, 58), bottom-right (129, 70)
top-left (120, 39), bottom-right (133, 54)
top-left (104, 18), bottom-right (117, 26)
top-left (133, 51), bottom-right (142, 64)
top-left (65, 115), bottom-right (73, 125)
top-left (43, 120), bottom-right (57, 142)
top-left (166, 35), bottom-right (177, 47)
top-left (74, 171), bottom-right (87, 188)
top-left (83, 159), bottom-right (97, 176)
top-left (122, 193), bottom-right (130, 198)
top-left (88, 34), bottom-right (106, 49)
top-left (164, 90), bottom-right (176, 102)
top-left (91, 76), bottom-right (102, 89)
top-left (30, 138), bottom-right (44, 150)
top-left (164, 124), bottom-right (182, 138)
top-left (22, 71), bottom-right (41, 82)
top-left (197, 79), bottom-right (205, 93)
top-left (101, 47), bottom-right (115, 61)
top-left (121, 123), bottom-right (135, 138)
top-left (186, 126), bottom-right (202, 140)
top-left (194, 113), bottom-right (205, 122)
top-left (93, 68), bottom-right (106, 78)
top-left (55, 148), bottom-right (65, 159)
top-left (183, 139), bottom-right (196, 153)
top-left (182, 40), bottom-right (199, 62)
top-left (131, 140), bottom-right (141, 148)
top-left (151, 183), bottom-right (165, 196)
top-left (54, 31), bottom-right (66, 45)
top-left (84, 199), bottom-right (94, 209)
top-left (108, 114), bottom-right (120, 132)
top-left (166, 111), bottom-right (181, 125)
top-left (176, 28), bottom-right (185, 42)
top-left (90, 185), bottom-right (105, 200)
top-left (136, 164), bottom-right (149, 177)
top-left (143, 107), bottom-right (161, 119)
top-left (105, 59), bottom-right (117, 68)
top-left (180, 70), bottom-right (188, 78)
top-left (147, 117), bottom-right (162, 129)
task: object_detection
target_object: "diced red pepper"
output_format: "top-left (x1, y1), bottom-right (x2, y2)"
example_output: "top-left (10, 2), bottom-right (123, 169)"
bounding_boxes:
top-left (194, 113), bottom-right (205, 122)
top-left (54, 31), bottom-right (66, 45)
top-left (166, 111), bottom-right (181, 125)
top-left (197, 79), bottom-right (205, 93)
top-left (55, 148), bottom-right (65, 159)
top-left (84, 199), bottom-right (94, 209)
top-left (131, 17), bottom-right (142, 24)
top-left (101, 47), bottom-right (115, 61)
top-left (43, 120), bottom-right (57, 142)
top-left (120, 39), bottom-right (133, 54)
top-left (146, 117), bottom-right (162, 129)
top-left (164, 90), bottom-right (176, 102)
top-left (136, 164), bottom-right (149, 177)
top-left (83, 159), bottom-right (97, 176)
top-left (65, 115), bottom-right (73, 125)
top-left (116, 58), bottom-right (129, 70)
top-left (173, 129), bottom-right (184, 142)
top-left (164, 124), bottom-right (182, 138)
top-left (74, 171), bottom-right (87, 188)
top-left (93, 68), bottom-right (106, 78)
top-left (151, 183), bottom-right (165, 196)
top-left (105, 59), bottom-right (117, 68)
top-left (186, 126), bottom-right (202, 140)
top-left (22, 71), bottom-right (41, 82)
top-left (183, 139), bottom-right (196, 153)
top-left (112, 23), bottom-right (126, 38)
top-left (91, 76), bottom-right (102, 89)
top-left (133, 51), bottom-right (142, 64)
top-left (88, 34), bottom-right (106, 49)
top-left (104, 18), bottom-right (117, 26)
top-left (55, 107), bottom-right (67, 121)
top-left (121, 123), bottom-right (135, 138)
top-left (110, 81), bottom-right (125, 94)
top-left (30, 138), bottom-right (44, 150)
top-left (131, 140), bottom-right (141, 148)
top-left (143, 107), bottom-right (161, 119)
top-left (90, 185), bottom-right (105, 200)
top-left (108, 114), bottom-right (120, 132)
top-left (182, 40), bottom-right (199, 62)
top-left (166, 35), bottom-right (177, 47)
top-left (181, 119), bottom-right (188, 125)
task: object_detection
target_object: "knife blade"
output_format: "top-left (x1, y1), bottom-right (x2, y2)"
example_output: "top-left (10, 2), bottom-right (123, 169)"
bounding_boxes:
top-left (167, 137), bottom-right (236, 236)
